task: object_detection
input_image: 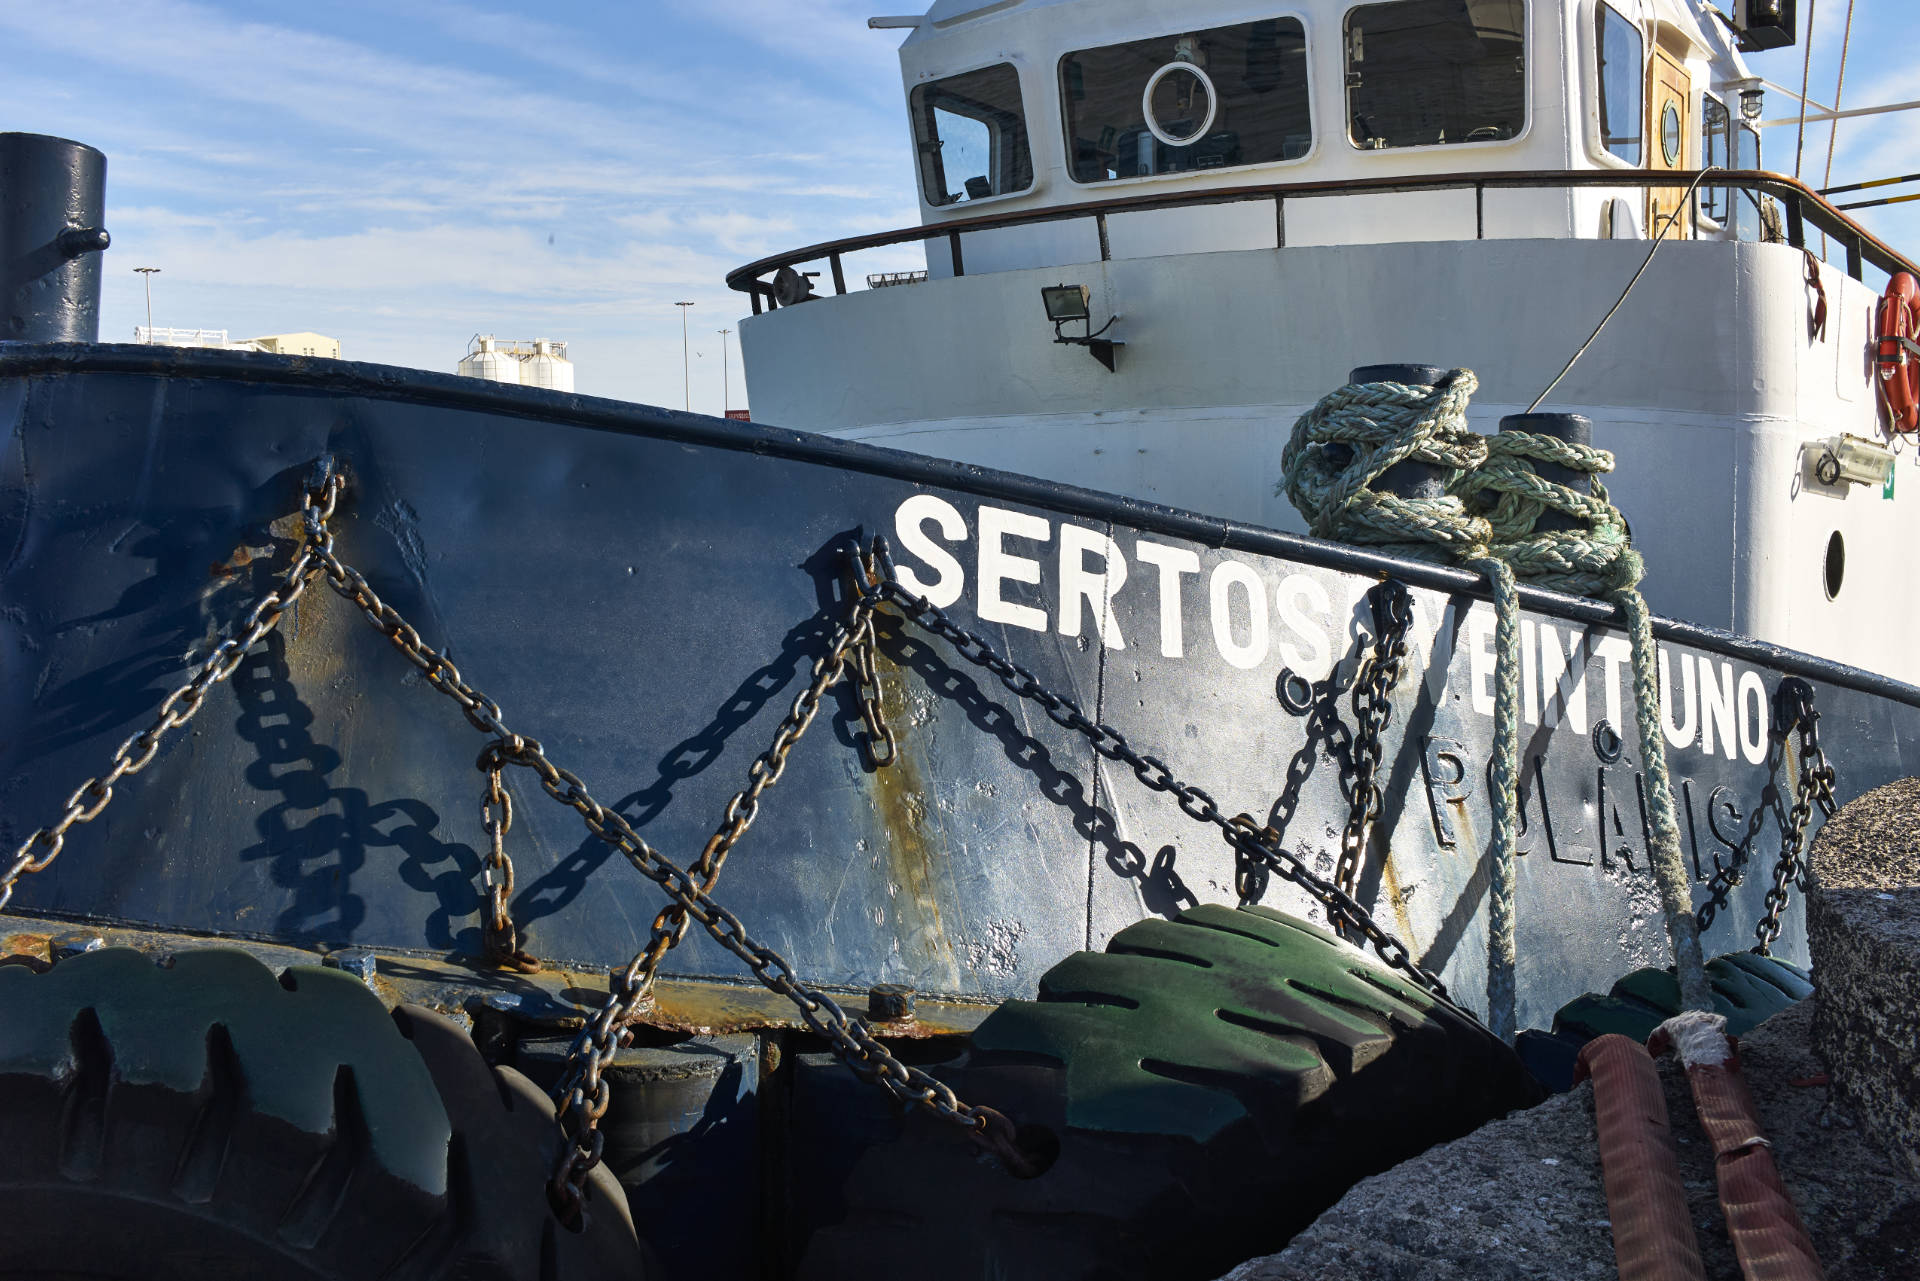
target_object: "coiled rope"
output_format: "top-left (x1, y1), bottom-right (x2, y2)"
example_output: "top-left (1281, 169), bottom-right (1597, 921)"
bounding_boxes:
top-left (1281, 371), bottom-right (1712, 1038)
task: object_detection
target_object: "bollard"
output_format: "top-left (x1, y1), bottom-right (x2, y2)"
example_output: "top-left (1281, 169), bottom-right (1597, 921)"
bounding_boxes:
top-left (1, 133), bottom-right (109, 343)
top-left (1340, 364), bottom-right (1452, 498)
top-left (1498, 412), bottom-right (1594, 532)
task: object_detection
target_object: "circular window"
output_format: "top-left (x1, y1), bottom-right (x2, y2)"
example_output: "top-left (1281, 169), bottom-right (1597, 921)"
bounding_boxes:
top-left (1142, 61), bottom-right (1218, 147)
top-left (1824, 531), bottom-right (1845, 599)
top-left (1661, 102), bottom-right (1682, 165)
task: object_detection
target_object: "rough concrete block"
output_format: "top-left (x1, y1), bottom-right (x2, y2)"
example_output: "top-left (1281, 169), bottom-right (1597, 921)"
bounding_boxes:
top-left (1808, 776), bottom-right (1920, 1182)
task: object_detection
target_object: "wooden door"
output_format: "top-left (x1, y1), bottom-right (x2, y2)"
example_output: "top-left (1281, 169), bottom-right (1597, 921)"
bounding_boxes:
top-left (1648, 46), bottom-right (1692, 238)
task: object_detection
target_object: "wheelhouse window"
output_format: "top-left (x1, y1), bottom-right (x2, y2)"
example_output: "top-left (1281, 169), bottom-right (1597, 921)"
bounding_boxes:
top-left (911, 63), bottom-right (1034, 207)
top-left (1596, 3), bottom-right (1643, 164)
top-left (1702, 94), bottom-right (1731, 222)
top-left (1059, 19), bottom-right (1311, 184)
top-left (1343, 0), bottom-right (1526, 150)
top-left (1734, 122), bottom-right (1764, 242)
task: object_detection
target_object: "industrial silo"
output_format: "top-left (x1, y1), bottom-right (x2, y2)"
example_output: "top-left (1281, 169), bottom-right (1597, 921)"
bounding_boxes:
top-left (522, 339), bottom-right (574, 392)
top-left (457, 335), bottom-right (521, 385)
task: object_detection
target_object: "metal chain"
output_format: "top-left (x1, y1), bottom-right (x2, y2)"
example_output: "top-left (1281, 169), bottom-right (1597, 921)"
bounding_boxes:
top-left (1, 477), bottom-right (336, 913)
top-left (477, 753), bottom-right (540, 973)
top-left (1754, 678), bottom-right (1837, 956)
top-left (291, 513), bottom-right (1027, 1217)
top-left (1335, 581), bottom-right (1414, 902)
top-left (543, 552), bottom-right (901, 1203)
top-left (864, 540), bottom-right (1459, 1008)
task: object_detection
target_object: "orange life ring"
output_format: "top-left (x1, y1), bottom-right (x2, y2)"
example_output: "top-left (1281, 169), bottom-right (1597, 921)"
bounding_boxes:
top-left (1876, 272), bottom-right (1920, 433)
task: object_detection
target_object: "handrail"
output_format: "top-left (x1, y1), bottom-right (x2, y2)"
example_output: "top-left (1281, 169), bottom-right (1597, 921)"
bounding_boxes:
top-left (727, 169), bottom-right (1916, 313)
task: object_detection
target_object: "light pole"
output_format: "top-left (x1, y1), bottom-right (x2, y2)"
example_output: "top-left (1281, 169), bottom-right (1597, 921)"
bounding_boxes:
top-left (718, 328), bottom-right (732, 415)
top-left (675, 301), bottom-right (694, 410)
top-left (134, 267), bottom-right (161, 338)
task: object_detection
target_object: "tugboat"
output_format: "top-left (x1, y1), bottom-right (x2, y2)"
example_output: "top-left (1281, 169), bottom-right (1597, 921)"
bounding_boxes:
top-left (0, 1), bottom-right (1911, 1278)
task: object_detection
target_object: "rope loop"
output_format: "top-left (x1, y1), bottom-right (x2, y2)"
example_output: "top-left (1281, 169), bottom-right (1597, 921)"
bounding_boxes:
top-left (1279, 369), bottom-right (1489, 560)
top-left (1280, 368), bottom-right (1712, 1033)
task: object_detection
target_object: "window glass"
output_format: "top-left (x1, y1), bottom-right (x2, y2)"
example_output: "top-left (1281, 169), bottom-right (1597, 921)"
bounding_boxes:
top-left (910, 64), bottom-right (1034, 207)
top-left (1596, 3), bottom-right (1643, 163)
top-left (1344, 0), bottom-right (1525, 150)
top-left (1702, 95), bottom-right (1731, 222)
top-left (1734, 123), bottom-right (1764, 242)
top-left (1059, 19), bottom-right (1311, 183)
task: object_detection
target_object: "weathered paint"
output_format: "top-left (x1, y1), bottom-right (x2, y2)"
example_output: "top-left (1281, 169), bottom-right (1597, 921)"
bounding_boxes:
top-left (2, 343), bottom-right (1912, 1031)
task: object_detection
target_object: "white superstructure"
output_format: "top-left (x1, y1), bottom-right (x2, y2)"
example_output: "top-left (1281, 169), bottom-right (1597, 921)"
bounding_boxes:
top-left (737, 0), bottom-right (1920, 685)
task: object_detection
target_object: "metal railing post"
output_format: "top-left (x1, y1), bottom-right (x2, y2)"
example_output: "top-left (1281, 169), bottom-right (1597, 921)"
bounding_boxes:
top-left (949, 230), bottom-right (964, 277)
top-left (1275, 194), bottom-right (1286, 249)
top-left (830, 253), bottom-right (847, 295)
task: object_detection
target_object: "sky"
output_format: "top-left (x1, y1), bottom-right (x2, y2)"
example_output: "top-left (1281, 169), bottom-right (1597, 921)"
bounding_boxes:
top-left (1, 1), bottom-right (1914, 416)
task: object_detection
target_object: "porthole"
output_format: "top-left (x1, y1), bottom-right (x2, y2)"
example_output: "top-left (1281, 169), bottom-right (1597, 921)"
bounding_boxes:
top-left (1660, 102), bottom-right (1682, 165)
top-left (1824, 530), bottom-right (1845, 600)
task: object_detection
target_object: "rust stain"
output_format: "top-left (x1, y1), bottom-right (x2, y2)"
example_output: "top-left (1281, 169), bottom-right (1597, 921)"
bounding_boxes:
top-left (1378, 853), bottom-right (1420, 950)
top-left (3, 932), bottom-right (52, 962)
top-left (859, 645), bottom-right (962, 987)
top-left (209, 543), bottom-right (256, 579)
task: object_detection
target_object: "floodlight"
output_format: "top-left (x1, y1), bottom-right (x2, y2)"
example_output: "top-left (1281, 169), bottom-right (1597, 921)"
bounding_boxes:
top-left (1042, 284), bottom-right (1091, 323)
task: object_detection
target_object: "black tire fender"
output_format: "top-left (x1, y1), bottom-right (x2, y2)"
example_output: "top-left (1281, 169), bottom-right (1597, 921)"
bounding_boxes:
top-left (0, 947), bottom-right (648, 1281)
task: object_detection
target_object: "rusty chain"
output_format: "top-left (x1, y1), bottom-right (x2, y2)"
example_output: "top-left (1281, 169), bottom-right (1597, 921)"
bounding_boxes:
top-left (264, 486), bottom-right (1028, 1218)
top-left (1, 477), bottom-right (336, 913)
top-left (477, 752), bottom-right (541, 973)
top-left (6, 473), bottom-right (1471, 1222)
top-left (1335, 582), bottom-right (1414, 904)
top-left (863, 540), bottom-right (1459, 1008)
top-left (541, 550), bottom-right (902, 1206)
top-left (1754, 678), bottom-right (1836, 957)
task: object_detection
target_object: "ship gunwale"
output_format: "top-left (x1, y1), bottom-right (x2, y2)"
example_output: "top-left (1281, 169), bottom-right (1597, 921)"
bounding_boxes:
top-left (5, 339), bottom-right (1914, 713)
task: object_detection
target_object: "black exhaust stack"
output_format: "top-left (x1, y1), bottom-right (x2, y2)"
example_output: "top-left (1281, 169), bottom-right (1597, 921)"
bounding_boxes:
top-left (1, 133), bottom-right (110, 343)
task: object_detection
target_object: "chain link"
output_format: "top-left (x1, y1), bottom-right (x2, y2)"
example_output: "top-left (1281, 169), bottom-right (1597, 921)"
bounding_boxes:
top-left (865, 541), bottom-right (1459, 1008)
top-left (541, 550), bottom-right (908, 1207)
top-left (1754, 678), bottom-right (1837, 957)
top-left (1, 476), bottom-right (337, 913)
top-left (477, 749), bottom-right (541, 973)
top-left (1335, 582), bottom-right (1414, 904)
top-left (7, 472), bottom-right (1471, 1225)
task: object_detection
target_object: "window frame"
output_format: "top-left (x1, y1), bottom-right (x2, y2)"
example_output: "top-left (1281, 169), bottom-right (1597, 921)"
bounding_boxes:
top-left (1054, 11), bottom-right (1319, 191)
top-left (1340, 0), bottom-right (1533, 156)
top-left (1700, 92), bottom-right (1732, 227)
top-left (1587, 0), bottom-right (1647, 169)
top-left (909, 58), bottom-right (1039, 211)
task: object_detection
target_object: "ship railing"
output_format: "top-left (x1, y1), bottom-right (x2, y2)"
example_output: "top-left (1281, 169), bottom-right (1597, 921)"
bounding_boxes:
top-left (726, 169), bottom-right (1917, 315)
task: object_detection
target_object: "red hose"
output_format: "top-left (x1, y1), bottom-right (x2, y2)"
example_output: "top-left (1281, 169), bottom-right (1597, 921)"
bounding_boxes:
top-left (1650, 1012), bottom-right (1826, 1281)
top-left (1575, 1034), bottom-right (1707, 1281)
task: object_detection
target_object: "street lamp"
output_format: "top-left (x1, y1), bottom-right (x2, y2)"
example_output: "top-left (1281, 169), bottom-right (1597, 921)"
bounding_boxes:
top-left (134, 267), bottom-right (161, 339)
top-left (718, 328), bottom-right (732, 415)
top-left (675, 301), bottom-right (695, 410)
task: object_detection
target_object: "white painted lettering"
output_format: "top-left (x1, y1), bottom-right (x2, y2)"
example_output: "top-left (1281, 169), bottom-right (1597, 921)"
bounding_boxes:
top-left (1057, 525), bottom-right (1127, 650)
top-left (1209, 561), bottom-right (1270, 670)
top-left (1134, 540), bottom-right (1199, 658)
top-left (977, 506), bottom-right (1050, 632)
top-left (1419, 598), bottom-right (1461, 701)
top-left (1698, 660), bottom-right (1736, 760)
top-left (1539, 624), bottom-right (1589, 734)
top-left (1593, 635), bottom-right (1631, 731)
top-left (1520, 619), bottom-right (1539, 727)
top-left (1469, 606), bottom-right (1497, 716)
top-left (1275, 574), bottom-right (1333, 682)
top-left (892, 494), bottom-right (967, 607)
top-left (1659, 648), bottom-right (1698, 750)
top-left (1737, 670), bottom-right (1768, 764)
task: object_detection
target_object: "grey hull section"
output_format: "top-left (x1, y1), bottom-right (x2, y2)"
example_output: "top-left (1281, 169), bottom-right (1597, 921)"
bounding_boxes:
top-left (2, 344), bottom-right (1908, 1030)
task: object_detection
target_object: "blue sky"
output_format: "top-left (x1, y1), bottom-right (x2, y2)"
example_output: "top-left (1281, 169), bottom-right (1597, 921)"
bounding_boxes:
top-left (1, 1), bottom-right (1913, 415)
